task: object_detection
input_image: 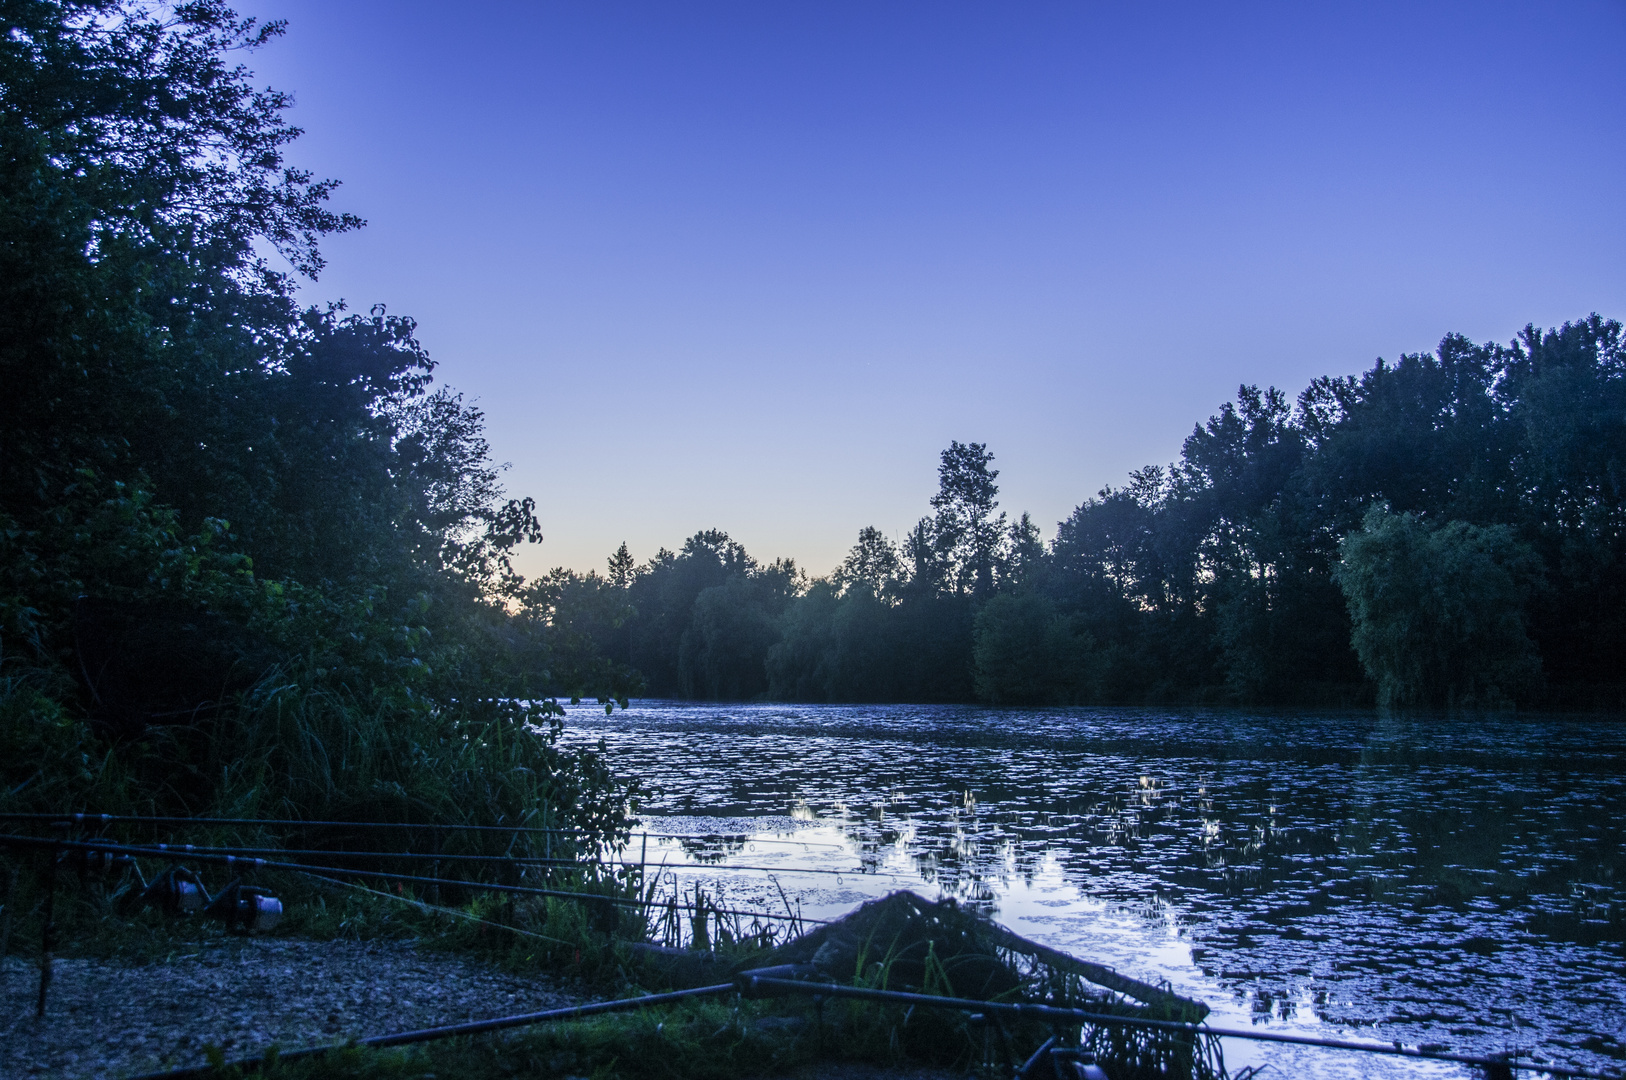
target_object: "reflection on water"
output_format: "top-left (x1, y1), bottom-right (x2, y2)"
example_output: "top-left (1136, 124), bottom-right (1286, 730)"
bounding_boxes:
top-left (560, 702), bottom-right (1626, 1078)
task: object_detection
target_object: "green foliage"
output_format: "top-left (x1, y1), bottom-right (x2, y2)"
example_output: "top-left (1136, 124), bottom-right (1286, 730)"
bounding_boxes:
top-left (247, 997), bottom-right (819, 1080)
top-left (607, 531), bottom-right (804, 699)
top-left (607, 449), bottom-right (1009, 703)
top-left (519, 569), bottom-right (641, 705)
top-left (0, 1), bottom-right (636, 865)
top-left (1335, 507), bottom-right (1543, 707)
top-left (929, 440), bottom-right (1007, 598)
top-left (972, 592), bottom-right (1097, 706)
top-left (240, 989), bottom-right (1216, 1080)
top-left (972, 593), bottom-right (1055, 705)
top-left (833, 525), bottom-right (901, 598)
top-left (0, 675), bottom-right (112, 811)
top-left (681, 576), bottom-right (786, 699)
top-left (1027, 320), bottom-right (1625, 707)
top-left (763, 582), bottom-right (974, 704)
top-left (218, 892), bottom-right (1222, 1080)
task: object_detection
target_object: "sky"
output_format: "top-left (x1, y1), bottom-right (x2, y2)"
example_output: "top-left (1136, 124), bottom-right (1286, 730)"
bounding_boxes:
top-left (248, 1), bottom-right (1626, 581)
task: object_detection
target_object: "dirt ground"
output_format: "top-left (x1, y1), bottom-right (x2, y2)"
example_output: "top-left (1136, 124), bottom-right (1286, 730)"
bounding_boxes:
top-left (0, 937), bottom-right (576, 1078)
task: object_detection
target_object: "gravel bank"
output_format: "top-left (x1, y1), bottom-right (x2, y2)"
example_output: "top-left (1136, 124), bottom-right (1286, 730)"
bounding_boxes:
top-left (0, 938), bottom-right (577, 1078)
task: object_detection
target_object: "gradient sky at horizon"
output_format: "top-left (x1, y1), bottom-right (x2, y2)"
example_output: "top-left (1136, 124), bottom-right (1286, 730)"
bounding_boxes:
top-left (248, 1), bottom-right (1626, 580)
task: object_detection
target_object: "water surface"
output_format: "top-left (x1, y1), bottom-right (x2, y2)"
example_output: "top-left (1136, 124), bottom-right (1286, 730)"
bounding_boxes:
top-left (560, 703), bottom-right (1626, 1078)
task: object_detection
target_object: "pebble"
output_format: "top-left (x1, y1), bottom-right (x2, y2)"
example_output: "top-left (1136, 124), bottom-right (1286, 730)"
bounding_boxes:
top-left (0, 938), bottom-right (577, 1078)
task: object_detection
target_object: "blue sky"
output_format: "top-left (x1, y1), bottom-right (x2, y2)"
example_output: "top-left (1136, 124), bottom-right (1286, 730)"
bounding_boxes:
top-left (250, 1), bottom-right (1626, 579)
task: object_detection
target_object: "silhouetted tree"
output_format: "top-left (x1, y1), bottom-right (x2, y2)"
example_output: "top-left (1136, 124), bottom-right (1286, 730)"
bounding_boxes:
top-left (835, 526), bottom-right (902, 599)
top-left (1335, 507), bottom-right (1542, 707)
top-left (930, 441), bottom-right (1007, 597)
top-left (607, 542), bottom-right (637, 588)
top-left (610, 319), bottom-right (1625, 707)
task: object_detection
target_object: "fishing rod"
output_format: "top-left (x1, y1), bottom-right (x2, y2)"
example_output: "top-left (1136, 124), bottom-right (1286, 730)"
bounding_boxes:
top-left (57, 840), bottom-right (894, 878)
top-left (0, 812), bottom-right (847, 848)
top-left (736, 974), bottom-right (1619, 1080)
top-left (0, 834), bottom-right (825, 924)
top-left (0, 812), bottom-right (598, 835)
top-left (120, 983), bottom-right (738, 1080)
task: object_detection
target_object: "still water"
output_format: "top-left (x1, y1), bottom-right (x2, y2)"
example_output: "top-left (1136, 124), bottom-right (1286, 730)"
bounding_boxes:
top-left (559, 703), bottom-right (1626, 1078)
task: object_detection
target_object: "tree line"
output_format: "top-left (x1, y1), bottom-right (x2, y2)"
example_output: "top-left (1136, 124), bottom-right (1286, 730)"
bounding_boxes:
top-left (4, 0), bottom-right (1619, 746)
top-left (555, 320), bottom-right (1625, 709)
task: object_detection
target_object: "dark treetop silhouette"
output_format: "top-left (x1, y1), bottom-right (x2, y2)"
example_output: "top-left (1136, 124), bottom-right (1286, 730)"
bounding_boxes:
top-left (570, 325), bottom-right (1625, 710)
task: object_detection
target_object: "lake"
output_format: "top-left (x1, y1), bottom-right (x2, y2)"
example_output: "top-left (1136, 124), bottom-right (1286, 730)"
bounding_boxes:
top-left (559, 702), bottom-right (1626, 1079)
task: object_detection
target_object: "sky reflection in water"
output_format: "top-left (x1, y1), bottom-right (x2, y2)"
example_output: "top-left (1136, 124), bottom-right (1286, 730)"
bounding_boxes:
top-left (559, 703), bottom-right (1626, 1078)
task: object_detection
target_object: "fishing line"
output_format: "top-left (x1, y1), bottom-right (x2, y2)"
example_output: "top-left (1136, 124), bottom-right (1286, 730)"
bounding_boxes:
top-left (0, 812), bottom-right (596, 835)
top-left (0, 834), bottom-right (827, 924)
top-left (2, 813), bottom-right (852, 849)
top-left (296, 871), bottom-right (577, 946)
top-left (65, 840), bottom-right (894, 878)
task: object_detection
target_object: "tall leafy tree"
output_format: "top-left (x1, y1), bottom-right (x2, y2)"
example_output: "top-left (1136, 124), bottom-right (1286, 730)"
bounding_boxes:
top-left (835, 526), bottom-right (902, 599)
top-left (929, 441), bottom-right (1006, 597)
top-left (1335, 507), bottom-right (1542, 707)
top-left (1496, 317), bottom-right (1626, 690)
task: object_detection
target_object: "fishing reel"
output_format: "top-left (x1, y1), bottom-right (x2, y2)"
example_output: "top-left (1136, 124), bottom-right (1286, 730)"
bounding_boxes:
top-left (65, 846), bottom-right (133, 880)
top-left (134, 866), bottom-right (209, 915)
top-left (204, 877), bottom-right (283, 933)
top-left (104, 857), bottom-right (283, 931)
top-left (1017, 1036), bottom-right (1111, 1080)
top-left (124, 867), bottom-right (283, 931)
